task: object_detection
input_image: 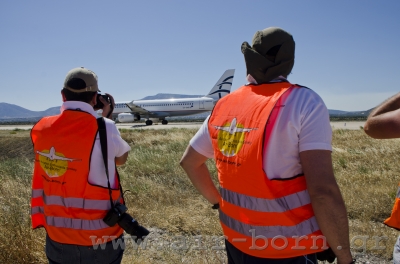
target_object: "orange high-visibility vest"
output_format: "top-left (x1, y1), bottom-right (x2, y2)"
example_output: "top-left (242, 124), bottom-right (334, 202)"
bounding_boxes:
top-left (384, 183), bottom-right (400, 230)
top-left (30, 110), bottom-right (123, 246)
top-left (208, 82), bottom-right (325, 258)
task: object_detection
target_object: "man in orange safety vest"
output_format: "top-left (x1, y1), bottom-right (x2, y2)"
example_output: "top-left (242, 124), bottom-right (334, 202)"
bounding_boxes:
top-left (180, 27), bottom-right (354, 264)
top-left (30, 67), bottom-right (131, 264)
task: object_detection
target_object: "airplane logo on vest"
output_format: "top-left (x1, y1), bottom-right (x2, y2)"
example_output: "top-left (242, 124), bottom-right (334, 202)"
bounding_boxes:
top-left (36, 146), bottom-right (81, 178)
top-left (212, 117), bottom-right (257, 157)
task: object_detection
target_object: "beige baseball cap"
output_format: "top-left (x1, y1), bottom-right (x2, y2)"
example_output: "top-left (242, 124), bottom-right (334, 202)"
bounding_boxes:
top-left (63, 67), bottom-right (101, 93)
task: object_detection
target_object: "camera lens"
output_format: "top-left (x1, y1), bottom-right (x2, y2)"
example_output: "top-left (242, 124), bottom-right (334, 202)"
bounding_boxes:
top-left (118, 214), bottom-right (138, 235)
top-left (118, 214), bottom-right (149, 238)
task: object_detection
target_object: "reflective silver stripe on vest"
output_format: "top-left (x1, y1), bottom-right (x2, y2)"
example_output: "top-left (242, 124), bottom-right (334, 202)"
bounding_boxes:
top-left (219, 210), bottom-right (319, 238)
top-left (46, 216), bottom-right (110, 230)
top-left (32, 189), bottom-right (44, 198)
top-left (43, 194), bottom-right (112, 211)
top-left (220, 187), bottom-right (311, 213)
top-left (396, 187), bottom-right (400, 199)
top-left (31, 206), bottom-right (44, 215)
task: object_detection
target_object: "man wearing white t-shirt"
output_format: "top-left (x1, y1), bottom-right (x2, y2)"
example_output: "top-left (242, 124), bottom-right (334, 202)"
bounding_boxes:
top-left (180, 27), bottom-right (353, 263)
top-left (31, 67), bottom-right (131, 264)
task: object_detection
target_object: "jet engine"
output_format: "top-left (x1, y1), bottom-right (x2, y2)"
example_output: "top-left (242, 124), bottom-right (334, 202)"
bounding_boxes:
top-left (117, 113), bottom-right (141, 123)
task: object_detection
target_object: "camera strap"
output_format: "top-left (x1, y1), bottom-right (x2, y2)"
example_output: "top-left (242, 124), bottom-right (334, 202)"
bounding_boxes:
top-left (97, 117), bottom-right (114, 209)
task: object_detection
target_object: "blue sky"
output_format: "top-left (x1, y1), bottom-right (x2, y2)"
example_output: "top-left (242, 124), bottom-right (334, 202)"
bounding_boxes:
top-left (1, 1), bottom-right (399, 111)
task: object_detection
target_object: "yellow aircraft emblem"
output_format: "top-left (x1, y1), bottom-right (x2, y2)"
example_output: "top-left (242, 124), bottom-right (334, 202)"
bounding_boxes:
top-left (212, 118), bottom-right (257, 157)
top-left (36, 147), bottom-right (81, 177)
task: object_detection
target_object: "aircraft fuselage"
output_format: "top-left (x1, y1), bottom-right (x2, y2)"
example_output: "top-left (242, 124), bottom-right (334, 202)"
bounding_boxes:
top-left (113, 97), bottom-right (215, 120)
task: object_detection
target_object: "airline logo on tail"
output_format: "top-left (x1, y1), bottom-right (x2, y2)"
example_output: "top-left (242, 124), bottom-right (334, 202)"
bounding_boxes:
top-left (206, 69), bottom-right (235, 100)
top-left (208, 75), bottom-right (234, 99)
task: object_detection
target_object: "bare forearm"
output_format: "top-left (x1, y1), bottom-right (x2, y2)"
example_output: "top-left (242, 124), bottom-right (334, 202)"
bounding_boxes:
top-left (300, 150), bottom-right (353, 263)
top-left (115, 152), bottom-right (128, 165)
top-left (364, 110), bottom-right (400, 138)
top-left (310, 187), bottom-right (352, 263)
top-left (180, 146), bottom-right (221, 205)
top-left (369, 92), bottom-right (400, 117)
top-left (181, 163), bottom-right (220, 204)
top-left (364, 93), bottom-right (400, 138)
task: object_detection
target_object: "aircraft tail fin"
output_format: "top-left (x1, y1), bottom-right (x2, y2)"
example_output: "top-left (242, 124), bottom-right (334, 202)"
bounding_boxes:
top-left (205, 69), bottom-right (235, 100)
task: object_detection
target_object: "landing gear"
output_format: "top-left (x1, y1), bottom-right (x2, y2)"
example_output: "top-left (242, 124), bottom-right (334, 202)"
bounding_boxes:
top-left (161, 120), bottom-right (168, 125)
top-left (145, 119), bottom-right (153, 126)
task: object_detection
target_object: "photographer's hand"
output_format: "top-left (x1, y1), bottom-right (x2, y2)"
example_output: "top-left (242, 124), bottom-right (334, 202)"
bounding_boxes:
top-left (101, 93), bottom-right (115, 119)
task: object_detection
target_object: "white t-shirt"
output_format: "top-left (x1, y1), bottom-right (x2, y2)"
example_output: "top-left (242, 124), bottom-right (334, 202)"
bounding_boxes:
top-left (60, 101), bottom-right (131, 188)
top-left (189, 85), bottom-right (332, 180)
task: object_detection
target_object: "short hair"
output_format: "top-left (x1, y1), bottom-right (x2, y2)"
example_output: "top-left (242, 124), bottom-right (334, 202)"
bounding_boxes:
top-left (62, 78), bottom-right (96, 103)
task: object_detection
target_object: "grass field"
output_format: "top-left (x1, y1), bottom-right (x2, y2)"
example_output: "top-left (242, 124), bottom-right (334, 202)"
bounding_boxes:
top-left (0, 127), bottom-right (398, 263)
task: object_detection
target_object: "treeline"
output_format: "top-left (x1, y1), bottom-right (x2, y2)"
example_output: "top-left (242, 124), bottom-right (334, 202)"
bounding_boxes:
top-left (330, 116), bottom-right (367, 121)
top-left (0, 120), bottom-right (39, 125)
top-left (0, 116), bottom-right (368, 125)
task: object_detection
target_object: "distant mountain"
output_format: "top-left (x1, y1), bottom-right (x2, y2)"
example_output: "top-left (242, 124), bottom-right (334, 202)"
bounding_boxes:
top-left (328, 109), bottom-right (348, 115)
top-left (141, 93), bottom-right (203, 100)
top-left (329, 108), bottom-right (373, 117)
top-left (0, 102), bottom-right (60, 119)
top-left (0, 95), bottom-right (374, 122)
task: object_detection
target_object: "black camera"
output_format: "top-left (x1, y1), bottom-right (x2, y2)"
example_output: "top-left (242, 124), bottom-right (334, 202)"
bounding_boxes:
top-left (103, 203), bottom-right (150, 241)
top-left (94, 94), bottom-right (111, 110)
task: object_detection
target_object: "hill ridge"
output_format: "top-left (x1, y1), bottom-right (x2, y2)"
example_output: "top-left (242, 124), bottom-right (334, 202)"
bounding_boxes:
top-left (0, 94), bottom-right (374, 120)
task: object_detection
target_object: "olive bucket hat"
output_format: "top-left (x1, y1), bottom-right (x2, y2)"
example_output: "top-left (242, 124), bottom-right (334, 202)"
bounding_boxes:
top-left (241, 27), bottom-right (295, 84)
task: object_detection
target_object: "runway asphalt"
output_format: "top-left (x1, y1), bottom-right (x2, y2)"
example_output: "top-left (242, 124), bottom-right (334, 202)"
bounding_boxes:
top-left (0, 121), bottom-right (367, 131)
top-left (330, 121), bottom-right (366, 130)
top-left (116, 122), bottom-right (204, 130)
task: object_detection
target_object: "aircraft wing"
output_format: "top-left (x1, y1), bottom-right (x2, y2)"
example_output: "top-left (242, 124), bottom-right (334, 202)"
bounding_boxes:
top-left (126, 102), bottom-right (152, 114)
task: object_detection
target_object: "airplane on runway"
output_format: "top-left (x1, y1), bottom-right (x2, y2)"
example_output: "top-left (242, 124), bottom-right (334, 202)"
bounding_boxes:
top-left (113, 69), bottom-right (235, 125)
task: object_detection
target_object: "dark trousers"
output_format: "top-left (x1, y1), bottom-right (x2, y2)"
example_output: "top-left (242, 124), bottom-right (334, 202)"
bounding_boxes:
top-left (46, 234), bottom-right (124, 264)
top-left (226, 240), bottom-right (318, 264)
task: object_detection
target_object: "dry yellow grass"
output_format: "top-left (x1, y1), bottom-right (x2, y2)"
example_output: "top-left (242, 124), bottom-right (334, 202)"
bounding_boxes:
top-left (0, 158), bottom-right (47, 263)
top-left (332, 129), bottom-right (400, 259)
top-left (0, 127), bottom-right (399, 263)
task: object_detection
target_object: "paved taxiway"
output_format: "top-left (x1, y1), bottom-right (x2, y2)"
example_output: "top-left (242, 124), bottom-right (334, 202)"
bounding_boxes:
top-left (0, 121), bottom-right (367, 131)
top-left (330, 121), bottom-right (366, 130)
top-left (116, 122), bottom-right (204, 130)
